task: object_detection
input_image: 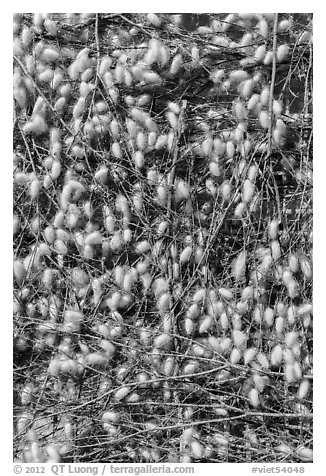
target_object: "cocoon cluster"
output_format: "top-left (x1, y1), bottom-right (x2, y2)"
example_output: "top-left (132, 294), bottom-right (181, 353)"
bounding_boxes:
top-left (102, 411), bottom-right (120, 423)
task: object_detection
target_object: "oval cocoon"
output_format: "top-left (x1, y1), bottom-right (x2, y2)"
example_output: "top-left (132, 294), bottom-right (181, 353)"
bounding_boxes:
top-left (233, 329), bottom-right (247, 349)
top-left (244, 347), bottom-right (257, 365)
top-left (185, 317), bottom-right (195, 335)
top-left (199, 315), bottom-right (214, 334)
top-left (253, 373), bottom-right (268, 392)
top-left (219, 288), bottom-right (233, 300)
top-left (14, 260), bottom-right (26, 286)
top-left (239, 79), bottom-right (255, 99)
top-left (271, 344), bottom-right (283, 366)
top-left (248, 387), bottom-right (260, 407)
top-left (183, 361), bottom-right (199, 375)
top-left (277, 44), bottom-right (289, 63)
top-left (259, 110), bottom-right (270, 129)
top-left (154, 333), bottom-right (171, 350)
top-left (242, 179), bottom-right (255, 204)
top-left (135, 240), bottom-right (150, 254)
top-left (170, 54), bottom-right (183, 75)
top-left (296, 447), bottom-right (313, 462)
top-left (157, 293), bottom-right (172, 313)
top-left (180, 246), bottom-right (192, 263)
top-left (297, 379), bottom-right (310, 400)
top-left (114, 386), bottom-right (130, 401)
top-left (191, 440), bottom-right (204, 459)
top-left (164, 356), bottom-right (175, 376)
top-left (230, 348), bottom-right (241, 364)
top-left (187, 303), bottom-right (200, 320)
top-left (220, 312), bottom-right (229, 330)
top-left (147, 13), bottom-right (162, 27)
top-left (254, 45), bottom-right (266, 62)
